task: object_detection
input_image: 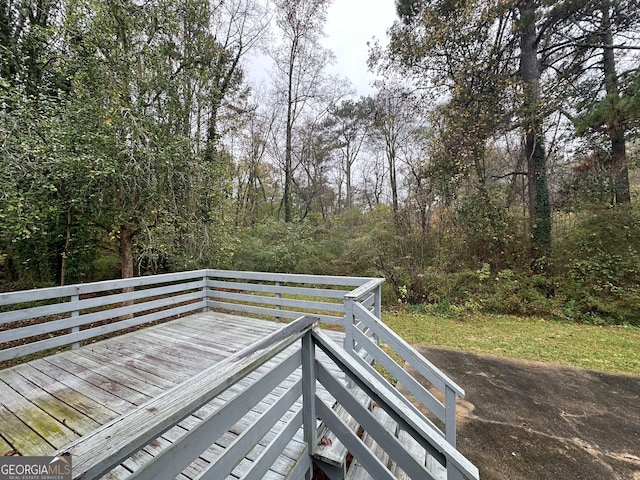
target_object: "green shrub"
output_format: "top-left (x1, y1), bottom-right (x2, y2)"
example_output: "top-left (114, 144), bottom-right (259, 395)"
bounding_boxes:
top-left (554, 204), bottom-right (640, 325)
top-left (90, 254), bottom-right (122, 281)
top-left (481, 270), bottom-right (553, 317)
top-left (228, 220), bottom-right (343, 274)
top-left (403, 268), bottom-right (484, 305)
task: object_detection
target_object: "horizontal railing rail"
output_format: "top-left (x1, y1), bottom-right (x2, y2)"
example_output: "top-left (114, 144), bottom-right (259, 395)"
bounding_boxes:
top-left (53, 316), bottom-right (479, 480)
top-left (0, 271), bottom-right (210, 363)
top-left (0, 270), bottom-right (377, 364)
top-left (205, 270), bottom-right (374, 326)
top-left (344, 280), bottom-right (465, 447)
top-left (0, 270), bottom-right (210, 307)
top-left (312, 328), bottom-right (478, 480)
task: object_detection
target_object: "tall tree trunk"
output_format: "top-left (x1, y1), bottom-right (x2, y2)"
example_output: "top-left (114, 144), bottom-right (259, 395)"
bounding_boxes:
top-left (283, 39), bottom-right (297, 223)
top-left (284, 112), bottom-right (293, 222)
top-left (519, 0), bottom-right (551, 263)
top-left (120, 224), bottom-right (135, 279)
top-left (119, 224), bottom-right (135, 316)
top-left (59, 208), bottom-right (72, 286)
top-left (601, 2), bottom-right (630, 204)
top-left (345, 144), bottom-right (353, 210)
top-left (387, 141), bottom-right (399, 217)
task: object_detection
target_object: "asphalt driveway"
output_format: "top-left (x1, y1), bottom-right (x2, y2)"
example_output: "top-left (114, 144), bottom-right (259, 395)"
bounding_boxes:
top-left (407, 347), bottom-right (640, 480)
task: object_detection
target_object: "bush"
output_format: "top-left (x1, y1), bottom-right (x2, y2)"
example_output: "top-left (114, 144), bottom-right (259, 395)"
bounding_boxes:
top-left (554, 204), bottom-right (640, 325)
top-left (481, 269), bottom-right (554, 317)
top-left (228, 220), bottom-right (343, 274)
top-left (89, 254), bottom-right (122, 281)
top-left (403, 268), bottom-right (484, 305)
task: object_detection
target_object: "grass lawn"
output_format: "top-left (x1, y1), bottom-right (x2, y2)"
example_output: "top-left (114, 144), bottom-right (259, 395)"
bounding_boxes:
top-left (383, 310), bottom-right (640, 376)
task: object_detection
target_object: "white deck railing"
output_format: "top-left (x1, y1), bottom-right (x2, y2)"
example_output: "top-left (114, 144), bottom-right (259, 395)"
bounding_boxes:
top-left (0, 270), bottom-right (369, 363)
top-left (0, 269), bottom-right (468, 459)
top-left (345, 281), bottom-right (465, 447)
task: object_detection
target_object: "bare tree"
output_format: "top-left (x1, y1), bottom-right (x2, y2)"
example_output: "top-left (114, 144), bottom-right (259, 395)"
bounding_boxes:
top-left (232, 104), bottom-right (277, 225)
top-left (325, 97), bottom-right (374, 210)
top-left (370, 86), bottom-right (420, 218)
top-left (271, 0), bottom-right (334, 222)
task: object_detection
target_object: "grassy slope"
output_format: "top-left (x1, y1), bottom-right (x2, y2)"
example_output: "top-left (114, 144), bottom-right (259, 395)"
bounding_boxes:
top-left (384, 311), bottom-right (640, 376)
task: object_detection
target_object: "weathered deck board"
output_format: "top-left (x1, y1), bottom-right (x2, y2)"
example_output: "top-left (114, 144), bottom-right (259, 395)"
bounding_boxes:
top-left (0, 378), bottom-right (79, 449)
top-left (0, 368), bottom-right (100, 436)
top-left (0, 312), bottom-right (346, 479)
top-left (8, 363), bottom-right (119, 423)
top-left (0, 431), bottom-right (13, 455)
top-left (28, 358), bottom-right (140, 412)
top-left (64, 347), bottom-right (176, 392)
top-left (0, 403), bottom-right (55, 456)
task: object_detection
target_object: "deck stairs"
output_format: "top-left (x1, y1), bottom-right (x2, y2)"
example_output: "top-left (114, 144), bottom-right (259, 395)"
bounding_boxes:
top-left (313, 365), bottom-right (450, 480)
top-left (343, 405), bottom-right (446, 480)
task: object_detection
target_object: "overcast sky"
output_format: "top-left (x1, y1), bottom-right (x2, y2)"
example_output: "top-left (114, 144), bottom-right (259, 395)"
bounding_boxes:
top-left (246, 0), bottom-right (397, 97)
top-left (322, 0), bottom-right (397, 95)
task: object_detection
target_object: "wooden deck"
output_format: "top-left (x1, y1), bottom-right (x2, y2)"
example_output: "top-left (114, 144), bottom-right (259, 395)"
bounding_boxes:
top-left (0, 311), bottom-right (345, 479)
top-left (0, 271), bottom-right (479, 480)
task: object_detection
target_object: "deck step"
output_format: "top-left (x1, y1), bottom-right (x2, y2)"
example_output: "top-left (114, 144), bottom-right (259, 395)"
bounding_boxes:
top-left (314, 386), bottom-right (372, 480)
top-left (345, 406), bottom-right (397, 480)
top-left (344, 405), bottom-right (447, 480)
top-left (392, 427), bottom-right (446, 480)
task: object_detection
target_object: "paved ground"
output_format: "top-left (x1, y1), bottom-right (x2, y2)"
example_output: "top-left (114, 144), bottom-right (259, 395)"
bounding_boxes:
top-left (407, 347), bottom-right (640, 480)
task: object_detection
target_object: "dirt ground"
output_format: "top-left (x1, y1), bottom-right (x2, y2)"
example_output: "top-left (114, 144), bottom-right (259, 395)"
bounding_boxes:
top-left (407, 347), bottom-right (640, 480)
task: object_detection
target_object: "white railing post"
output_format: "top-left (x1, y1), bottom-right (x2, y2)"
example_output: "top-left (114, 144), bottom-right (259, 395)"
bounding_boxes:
top-left (70, 287), bottom-right (80, 350)
top-left (344, 295), bottom-right (358, 389)
top-left (445, 385), bottom-right (457, 447)
top-left (374, 283), bottom-right (382, 320)
top-left (343, 295), bottom-right (355, 355)
top-left (373, 283), bottom-right (382, 347)
top-left (275, 281), bottom-right (281, 323)
top-left (202, 271), bottom-right (209, 312)
top-left (301, 329), bottom-right (316, 480)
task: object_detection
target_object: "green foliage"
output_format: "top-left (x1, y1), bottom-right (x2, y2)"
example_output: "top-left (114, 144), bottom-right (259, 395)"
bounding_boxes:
top-left (575, 70), bottom-right (640, 138)
top-left (554, 205), bottom-right (640, 325)
top-left (400, 267), bottom-right (554, 319)
top-left (228, 220), bottom-right (343, 274)
top-left (339, 206), bottom-right (410, 277)
top-left (453, 186), bottom-right (520, 268)
top-left (402, 268), bottom-right (482, 306)
top-left (88, 254), bottom-right (122, 281)
top-left (481, 270), bottom-right (552, 317)
top-left (325, 200), bottom-right (640, 326)
top-left (557, 155), bottom-right (617, 209)
top-left (1, 0), bottom-right (639, 338)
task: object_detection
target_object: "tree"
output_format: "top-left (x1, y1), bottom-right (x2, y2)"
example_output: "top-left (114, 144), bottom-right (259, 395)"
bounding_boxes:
top-left (370, 85), bottom-right (422, 219)
top-left (0, 0), bottom-right (83, 284)
top-left (295, 115), bottom-right (336, 220)
top-left (382, 0), bottom-right (618, 264)
top-left (271, 0), bottom-right (334, 222)
top-left (569, 0), bottom-right (640, 205)
top-left (517, 0), bottom-right (551, 261)
top-left (324, 97), bottom-right (373, 210)
top-left (0, 0), bottom-right (65, 96)
top-left (360, 151), bottom-right (387, 210)
top-left (61, 0), bottom-right (254, 278)
top-left (232, 105), bottom-right (277, 226)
